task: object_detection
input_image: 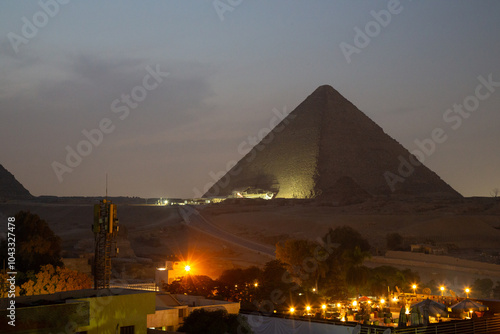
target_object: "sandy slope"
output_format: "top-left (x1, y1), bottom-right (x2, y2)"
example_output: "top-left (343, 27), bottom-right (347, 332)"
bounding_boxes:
top-left (201, 204), bottom-right (500, 250)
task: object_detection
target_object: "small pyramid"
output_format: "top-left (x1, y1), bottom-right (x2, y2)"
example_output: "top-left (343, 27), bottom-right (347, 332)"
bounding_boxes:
top-left (0, 164), bottom-right (32, 201)
top-left (204, 85), bottom-right (461, 199)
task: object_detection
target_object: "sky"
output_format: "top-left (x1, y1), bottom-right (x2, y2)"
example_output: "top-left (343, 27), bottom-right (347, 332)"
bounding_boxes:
top-left (0, 1), bottom-right (499, 198)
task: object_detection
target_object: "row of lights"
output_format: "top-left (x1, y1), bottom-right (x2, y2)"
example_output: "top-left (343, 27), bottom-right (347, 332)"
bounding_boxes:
top-left (411, 284), bottom-right (472, 298)
top-left (289, 301), bottom-right (360, 314)
top-left (289, 285), bottom-right (474, 315)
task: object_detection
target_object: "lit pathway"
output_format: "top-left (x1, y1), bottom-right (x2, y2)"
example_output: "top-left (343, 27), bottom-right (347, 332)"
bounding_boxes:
top-left (177, 205), bottom-right (275, 258)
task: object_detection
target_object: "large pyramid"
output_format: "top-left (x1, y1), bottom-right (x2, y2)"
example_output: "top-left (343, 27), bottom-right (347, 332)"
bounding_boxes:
top-left (0, 164), bottom-right (32, 201)
top-left (204, 85), bottom-right (461, 199)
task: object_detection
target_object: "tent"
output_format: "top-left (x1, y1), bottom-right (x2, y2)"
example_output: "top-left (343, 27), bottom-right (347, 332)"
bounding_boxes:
top-left (358, 296), bottom-right (371, 302)
top-left (412, 298), bottom-right (448, 321)
top-left (410, 306), bottom-right (422, 326)
top-left (448, 299), bottom-right (488, 314)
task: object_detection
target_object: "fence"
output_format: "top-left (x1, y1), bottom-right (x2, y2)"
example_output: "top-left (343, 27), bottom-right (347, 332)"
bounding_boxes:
top-left (394, 315), bottom-right (500, 334)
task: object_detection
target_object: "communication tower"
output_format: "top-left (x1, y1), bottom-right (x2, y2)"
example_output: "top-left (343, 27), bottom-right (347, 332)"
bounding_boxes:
top-left (92, 199), bottom-right (119, 289)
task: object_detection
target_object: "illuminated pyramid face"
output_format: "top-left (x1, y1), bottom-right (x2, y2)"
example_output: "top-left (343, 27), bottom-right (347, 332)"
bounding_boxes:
top-left (204, 85), bottom-right (461, 199)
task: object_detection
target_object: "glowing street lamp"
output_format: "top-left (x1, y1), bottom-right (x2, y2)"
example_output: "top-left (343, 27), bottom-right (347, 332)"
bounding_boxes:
top-left (289, 307), bottom-right (295, 314)
top-left (184, 265), bottom-right (191, 273)
top-left (412, 284), bottom-right (417, 295)
top-left (465, 288), bottom-right (470, 298)
top-left (380, 299), bottom-right (385, 306)
top-left (352, 301), bottom-right (358, 307)
top-left (254, 282), bottom-right (258, 288)
top-left (440, 286), bottom-right (445, 297)
top-left (336, 303), bottom-right (341, 308)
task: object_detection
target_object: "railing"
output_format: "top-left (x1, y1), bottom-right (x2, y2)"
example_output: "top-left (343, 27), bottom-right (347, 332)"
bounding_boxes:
top-left (239, 310), bottom-right (500, 334)
top-left (393, 315), bottom-right (500, 334)
top-left (109, 282), bottom-right (159, 291)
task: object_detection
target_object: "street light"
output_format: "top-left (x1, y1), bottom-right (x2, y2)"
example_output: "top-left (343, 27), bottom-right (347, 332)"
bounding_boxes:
top-left (465, 288), bottom-right (470, 298)
top-left (440, 286), bottom-right (445, 297)
top-left (380, 299), bottom-right (385, 306)
top-left (184, 265), bottom-right (191, 273)
top-left (412, 284), bottom-right (417, 295)
top-left (289, 307), bottom-right (295, 314)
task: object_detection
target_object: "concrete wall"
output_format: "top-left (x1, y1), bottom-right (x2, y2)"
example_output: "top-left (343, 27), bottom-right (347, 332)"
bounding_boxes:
top-left (147, 307), bottom-right (185, 331)
top-left (76, 291), bottom-right (156, 334)
top-left (174, 294), bottom-right (240, 314)
top-left (243, 314), bottom-right (358, 334)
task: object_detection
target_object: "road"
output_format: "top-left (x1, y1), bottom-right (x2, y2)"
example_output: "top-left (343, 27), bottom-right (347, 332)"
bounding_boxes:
top-left (177, 205), bottom-right (275, 258)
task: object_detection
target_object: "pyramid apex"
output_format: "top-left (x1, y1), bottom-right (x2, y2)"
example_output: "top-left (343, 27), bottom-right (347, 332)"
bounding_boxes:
top-left (308, 85), bottom-right (345, 102)
top-left (312, 84), bottom-right (336, 94)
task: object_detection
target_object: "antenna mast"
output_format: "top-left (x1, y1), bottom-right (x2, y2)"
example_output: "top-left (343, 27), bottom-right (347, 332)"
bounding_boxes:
top-left (92, 174), bottom-right (119, 289)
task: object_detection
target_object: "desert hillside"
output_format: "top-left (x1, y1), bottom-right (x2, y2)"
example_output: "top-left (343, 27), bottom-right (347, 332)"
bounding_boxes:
top-left (1, 197), bottom-right (498, 283)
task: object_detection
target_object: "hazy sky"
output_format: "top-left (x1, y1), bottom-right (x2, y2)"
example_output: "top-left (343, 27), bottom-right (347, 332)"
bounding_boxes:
top-left (1, 1), bottom-right (499, 198)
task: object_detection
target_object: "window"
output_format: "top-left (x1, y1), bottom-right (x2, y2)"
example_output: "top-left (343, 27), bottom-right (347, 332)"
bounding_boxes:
top-left (120, 325), bottom-right (134, 334)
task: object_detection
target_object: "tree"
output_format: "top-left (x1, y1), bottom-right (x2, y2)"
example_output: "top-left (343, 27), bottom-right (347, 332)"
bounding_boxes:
top-left (165, 275), bottom-right (217, 298)
top-left (346, 265), bottom-right (369, 297)
top-left (0, 211), bottom-right (62, 274)
top-left (323, 226), bottom-right (370, 253)
top-left (20, 264), bottom-right (91, 296)
top-left (472, 278), bottom-right (494, 298)
top-left (386, 233), bottom-right (403, 250)
top-left (178, 309), bottom-right (253, 334)
top-left (216, 267), bottom-right (263, 305)
top-left (276, 239), bottom-right (320, 286)
top-left (493, 281), bottom-right (500, 299)
top-left (0, 272), bottom-right (20, 298)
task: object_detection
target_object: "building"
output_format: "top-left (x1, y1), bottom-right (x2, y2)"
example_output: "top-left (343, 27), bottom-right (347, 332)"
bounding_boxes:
top-left (0, 288), bottom-right (156, 333)
top-left (155, 258), bottom-right (191, 287)
top-left (410, 244), bottom-right (447, 255)
top-left (147, 293), bottom-right (240, 332)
